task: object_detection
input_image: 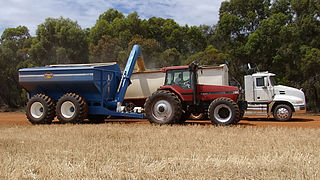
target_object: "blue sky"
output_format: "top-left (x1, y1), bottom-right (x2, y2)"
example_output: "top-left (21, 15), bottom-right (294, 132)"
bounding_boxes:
top-left (0, 0), bottom-right (225, 36)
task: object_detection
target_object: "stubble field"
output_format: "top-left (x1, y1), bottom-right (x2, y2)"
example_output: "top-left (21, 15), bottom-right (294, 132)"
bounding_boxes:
top-left (0, 113), bottom-right (320, 179)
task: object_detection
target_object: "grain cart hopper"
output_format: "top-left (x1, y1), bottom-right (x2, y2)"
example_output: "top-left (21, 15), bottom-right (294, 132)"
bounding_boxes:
top-left (19, 45), bottom-right (145, 124)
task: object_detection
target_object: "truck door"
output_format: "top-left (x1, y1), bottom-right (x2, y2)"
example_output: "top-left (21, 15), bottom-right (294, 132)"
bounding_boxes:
top-left (254, 76), bottom-right (274, 102)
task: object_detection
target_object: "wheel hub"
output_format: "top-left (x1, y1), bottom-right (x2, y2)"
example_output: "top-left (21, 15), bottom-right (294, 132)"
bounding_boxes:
top-left (214, 104), bottom-right (232, 123)
top-left (277, 107), bottom-right (289, 119)
top-left (152, 100), bottom-right (172, 121)
top-left (61, 101), bottom-right (76, 118)
top-left (30, 102), bottom-right (44, 119)
top-left (158, 105), bottom-right (165, 112)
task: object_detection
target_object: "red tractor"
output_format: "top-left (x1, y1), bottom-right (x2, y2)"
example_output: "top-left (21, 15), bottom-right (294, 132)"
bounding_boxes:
top-left (144, 63), bottom-right (246, 125)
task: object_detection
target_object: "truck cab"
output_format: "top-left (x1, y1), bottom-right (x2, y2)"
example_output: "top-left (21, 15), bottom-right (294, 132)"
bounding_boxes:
top-left (244, 72), bottom-right (306, 121)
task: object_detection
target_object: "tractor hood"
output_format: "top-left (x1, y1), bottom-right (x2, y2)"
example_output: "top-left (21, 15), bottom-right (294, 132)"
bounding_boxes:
top-left (274, 85), bottom-right (306, 106)
top-left (198, 84), bottom-right (239, 102)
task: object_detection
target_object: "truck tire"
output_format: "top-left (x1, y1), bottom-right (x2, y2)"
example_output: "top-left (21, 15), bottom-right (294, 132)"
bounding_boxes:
top-left (56, 93), bottom-right (88, 124)
top-left (26, 94), bottom-right (55, 124)
top-left (208, 98), bottom-right (240, 125)
top-left (273, 104), bottom-right (292, 121)
top-left (144, 90), bottom-right (182, 124)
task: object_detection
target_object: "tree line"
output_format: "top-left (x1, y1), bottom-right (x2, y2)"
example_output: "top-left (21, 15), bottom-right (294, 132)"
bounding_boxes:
top-left (0, 0), bottom-right (319, 112)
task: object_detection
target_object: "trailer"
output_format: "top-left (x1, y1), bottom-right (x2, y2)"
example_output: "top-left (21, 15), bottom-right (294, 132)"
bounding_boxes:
top-left (19, 45), bottom-right (145, 124)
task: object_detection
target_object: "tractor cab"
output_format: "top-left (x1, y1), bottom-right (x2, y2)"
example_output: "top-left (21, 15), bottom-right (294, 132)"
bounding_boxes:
top-left (163, 67), bottom-right (192, 89)
top-left (161, 64), bottom-right (199, 90)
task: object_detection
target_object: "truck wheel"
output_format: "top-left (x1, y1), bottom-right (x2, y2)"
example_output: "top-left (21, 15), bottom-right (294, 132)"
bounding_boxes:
top-left (208, 98), bottom-right (240, 125)
top-left (144, 90), bottom-right (182, 124)
top-left (56, 93), bottom-right (88, 124)
top-left (26, 94), bottom-right (55, 124)
top-left (273, 104), bottom-right (292, 121)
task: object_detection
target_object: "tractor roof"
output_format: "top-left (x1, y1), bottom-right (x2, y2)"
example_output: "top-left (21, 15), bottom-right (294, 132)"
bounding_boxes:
top-left (160, 65), bottom-right (189, 72)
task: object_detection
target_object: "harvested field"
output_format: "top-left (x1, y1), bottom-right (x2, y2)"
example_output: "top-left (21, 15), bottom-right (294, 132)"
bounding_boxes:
top-left (0, 113), bottom-right (320, 179)
top-left (1, 112), bottom-right (320, 129)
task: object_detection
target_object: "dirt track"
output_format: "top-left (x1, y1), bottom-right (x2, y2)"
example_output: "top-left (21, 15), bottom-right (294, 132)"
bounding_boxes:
top-left (0, 112), bottom-right (320, 129)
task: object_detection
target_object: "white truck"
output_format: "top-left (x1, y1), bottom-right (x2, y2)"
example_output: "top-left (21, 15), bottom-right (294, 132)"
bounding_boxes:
top-left (124, 64), bottom-right (306, 121)
top-left (244, 71), bottom-right (306, 121)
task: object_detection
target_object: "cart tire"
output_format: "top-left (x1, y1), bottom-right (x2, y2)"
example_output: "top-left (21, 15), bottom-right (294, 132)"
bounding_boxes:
top-left (208, 98), bottom-right (240, 125)
top-left (56, 93), bottom-right (88, 124)
top-left (26, 94), bottom-right (55, 124)
top-left (144, 90), bottom-right (182, 124)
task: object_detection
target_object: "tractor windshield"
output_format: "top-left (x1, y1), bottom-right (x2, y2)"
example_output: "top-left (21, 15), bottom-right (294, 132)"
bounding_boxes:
top-left (165, 70), bottom-right (191, 89)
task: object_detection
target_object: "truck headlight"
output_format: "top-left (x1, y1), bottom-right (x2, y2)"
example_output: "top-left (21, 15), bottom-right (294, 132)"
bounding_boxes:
top-left (295, 101), bottom-right (304, 104)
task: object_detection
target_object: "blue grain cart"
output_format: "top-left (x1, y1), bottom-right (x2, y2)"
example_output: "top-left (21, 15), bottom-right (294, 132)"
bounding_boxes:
top-left (19, 45), bottom-right (145, 124)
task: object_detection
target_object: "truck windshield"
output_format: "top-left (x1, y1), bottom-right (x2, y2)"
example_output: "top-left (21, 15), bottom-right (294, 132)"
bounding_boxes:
top-left (270, 76), bottom-right (276, 86)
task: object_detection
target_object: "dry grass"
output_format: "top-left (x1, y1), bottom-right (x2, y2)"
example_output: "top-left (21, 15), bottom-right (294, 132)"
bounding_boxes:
top-left (0, 123), bottom-right (320, 179)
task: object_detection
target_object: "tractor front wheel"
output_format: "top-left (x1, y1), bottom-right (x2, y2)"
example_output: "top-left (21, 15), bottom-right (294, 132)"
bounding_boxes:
top-left (144, 90), bottom-right (182, 124)
top-left (208, 98), bottom-right (240, 125)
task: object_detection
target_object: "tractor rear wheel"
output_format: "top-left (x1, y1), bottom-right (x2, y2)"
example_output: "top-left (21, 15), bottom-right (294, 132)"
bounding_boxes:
top-left (208, 98), bottom-right (240, 125)
top-left (26, 94), bottom-right (55, 124)
top-left (56, 93), bottom-right (88, 124)
top-left (144, 90), bottom-right (182, 124)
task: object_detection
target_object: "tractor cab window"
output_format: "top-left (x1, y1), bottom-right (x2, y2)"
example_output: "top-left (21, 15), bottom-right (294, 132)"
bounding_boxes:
top-left (165, 70), bottom-right (191, 89)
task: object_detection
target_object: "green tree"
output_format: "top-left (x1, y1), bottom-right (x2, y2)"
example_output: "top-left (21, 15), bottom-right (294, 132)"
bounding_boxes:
top-left (30, 17), bottom-right (89, 65)
top-left (0, 26), bottom-right (33, 108)
top-left (89, 35), bottom-right (120, 63)
top-left (158, 48), bottom-right (181, 67)
top-left (186, 45), bottom-right (229, 65)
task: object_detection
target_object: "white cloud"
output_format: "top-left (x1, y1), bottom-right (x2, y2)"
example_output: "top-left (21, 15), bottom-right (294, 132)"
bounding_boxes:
top-left (0, 0), bottom-right (224, 36)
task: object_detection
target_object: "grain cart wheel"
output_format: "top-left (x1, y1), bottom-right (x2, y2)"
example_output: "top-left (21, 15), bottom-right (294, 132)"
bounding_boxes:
top-left (26, 94), bottom-right (55, 124)
top-left (208, 98), bottom-right (240, 125)
top-left (144, 90), bottom-right (182, 124)
top-left (273, 104), bottom-right (292, 121)
top-left (56, 93), bottom-right (88, 124)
